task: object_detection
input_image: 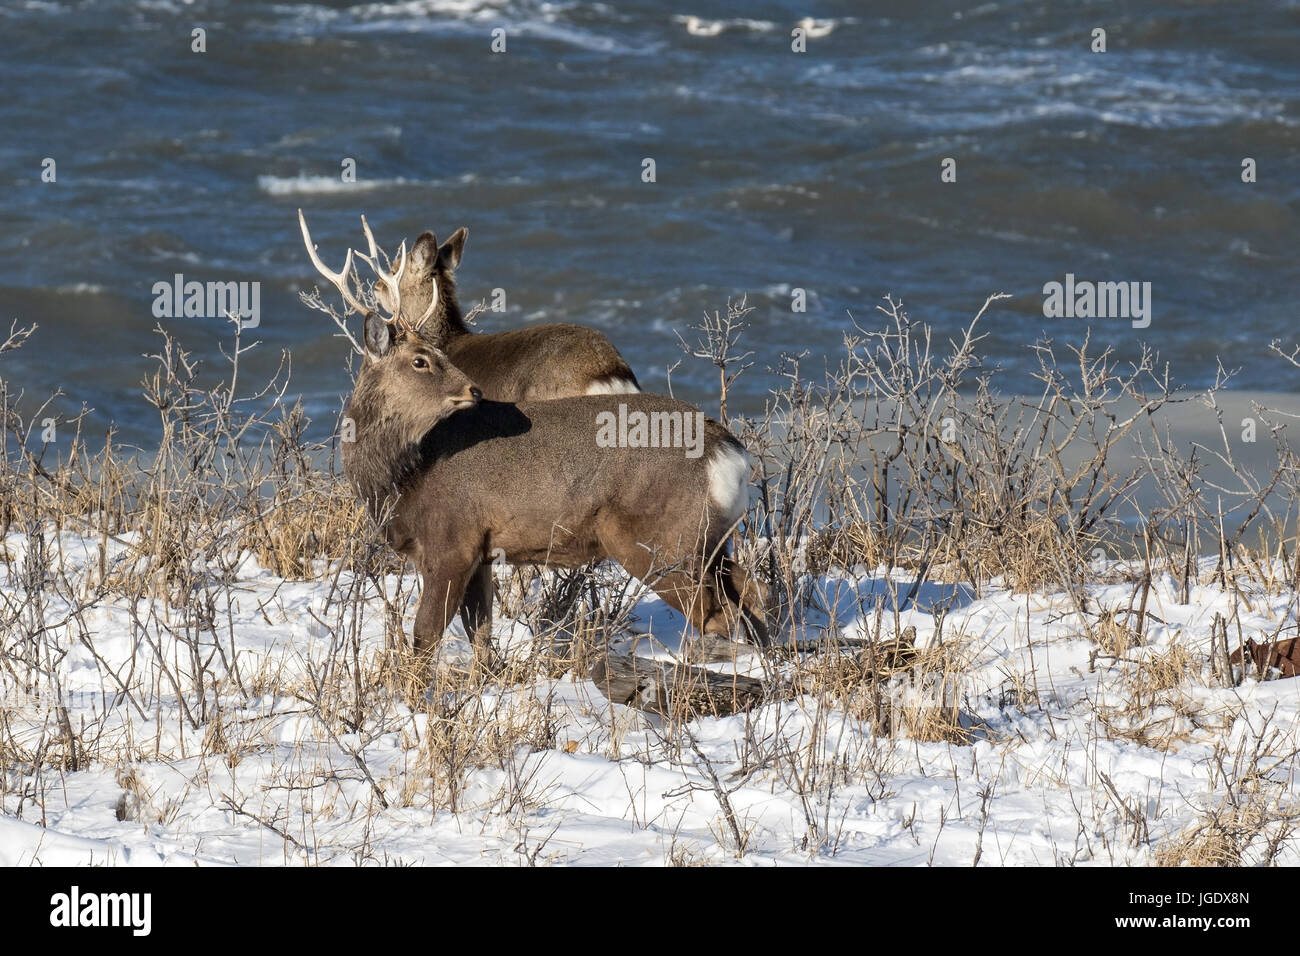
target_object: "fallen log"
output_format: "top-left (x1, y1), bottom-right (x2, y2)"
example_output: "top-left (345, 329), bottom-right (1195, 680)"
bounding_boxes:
top-left (587, 653), bottom-right (766, 719)
top-left (588, 628), bottom-right (923, 718)
top-left (773, 626), bottom-right (919, 663)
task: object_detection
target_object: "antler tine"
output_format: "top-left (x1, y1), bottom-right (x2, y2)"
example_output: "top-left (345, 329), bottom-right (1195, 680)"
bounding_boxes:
top-left (299, 209), bottom-right (368, 317)
top-left (358, 214), bottom-right (382, 270)
top-left (410, 278), bottom-right (439, 332)
top-left (370, 240), bottom-right (408, 328)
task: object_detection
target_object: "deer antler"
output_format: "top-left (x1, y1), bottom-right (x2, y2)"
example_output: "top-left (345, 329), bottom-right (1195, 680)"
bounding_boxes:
top-left (346, 213), bottom-right (409, 329)
top-left (370, 239), bottom-right (408, 326)
top-left (356, 214), bottom-right (439, 332)
top-left (299, 209), bottom-right (369, 318)
top-left (301, 209), bottom-right (436, 335)
top-left (408, 267), bottom-right (439, 332)
top-left (359, 214), bottom-right (383, 269)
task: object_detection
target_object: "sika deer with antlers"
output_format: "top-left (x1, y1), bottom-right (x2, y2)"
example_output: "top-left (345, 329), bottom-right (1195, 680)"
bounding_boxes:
top-left (358, 217), bottom-right (640, 401)
top-left (299, 212), bottom-right (768, 670)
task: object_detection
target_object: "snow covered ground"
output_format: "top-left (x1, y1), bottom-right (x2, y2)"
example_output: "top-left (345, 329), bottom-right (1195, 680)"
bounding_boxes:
top-left (2, 528), bottom-right (1298, 866)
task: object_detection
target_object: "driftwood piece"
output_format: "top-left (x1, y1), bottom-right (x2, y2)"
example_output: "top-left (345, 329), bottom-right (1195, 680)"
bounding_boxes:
top-left (588, 628), bottom-right (921, 718)
top-left (588, 653), bottom-right (766, 719)
top-left (774, 626), bottom-right (919, 664)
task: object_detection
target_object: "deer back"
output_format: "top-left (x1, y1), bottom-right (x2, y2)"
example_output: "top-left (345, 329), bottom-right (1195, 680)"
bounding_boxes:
top-left (363, 393), bottom-right (748, 568)
top-left (377, 226), bottom-right (640, 401)
top-left (444, 325), bottom-right (639, 403)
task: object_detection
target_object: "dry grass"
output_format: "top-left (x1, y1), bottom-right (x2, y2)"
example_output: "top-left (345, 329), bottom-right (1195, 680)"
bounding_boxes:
top-left (1156, 804), bottom-right (1300, 867)
top-left (1156, 739), bottom-right (1300, 868)
top-left (399, 670), bottom-right (558, 813)
top-left (787, 628), bottom-right (973, 743)
top-left (1093, 608), bottom-right (1143, 659)
top-left (1135, 643), bottom-right (1199, 695)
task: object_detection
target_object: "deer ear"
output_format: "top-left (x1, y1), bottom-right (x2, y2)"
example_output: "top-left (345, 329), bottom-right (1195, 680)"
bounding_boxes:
top-left (408, 232), bottom-right (439, 277)
top-left (363, 312), bottom-right (395, 359)
top-left (438, 228), bottom-right (467, 273)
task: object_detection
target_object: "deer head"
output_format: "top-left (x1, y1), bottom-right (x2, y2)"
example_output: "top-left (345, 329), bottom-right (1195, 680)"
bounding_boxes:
top-left (356, 312), bottom-right (480, 438)
top-left (299, 210), bottom-right (481, 448)
top-left (373, 225), bottom-right (469, 342)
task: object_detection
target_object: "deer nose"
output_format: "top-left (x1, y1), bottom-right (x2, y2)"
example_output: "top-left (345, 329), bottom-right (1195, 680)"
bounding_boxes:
top-left (469, 386), bottom-right (482, 402)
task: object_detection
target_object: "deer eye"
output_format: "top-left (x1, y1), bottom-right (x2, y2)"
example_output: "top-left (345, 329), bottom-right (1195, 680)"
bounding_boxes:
top-left (412, 355), bottom-right (430, 370)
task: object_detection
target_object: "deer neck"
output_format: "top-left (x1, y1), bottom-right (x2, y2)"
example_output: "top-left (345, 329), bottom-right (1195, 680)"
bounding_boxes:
top-left (342, 387), bottom-right (439, 520)
top-left (438, 276), bottom-right (471, 338)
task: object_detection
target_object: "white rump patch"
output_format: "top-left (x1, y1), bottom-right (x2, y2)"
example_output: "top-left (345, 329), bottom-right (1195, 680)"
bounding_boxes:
top-left (708, 443), bottom-right (750, 521)
top-left (585, 378), bottom-right (641, 396)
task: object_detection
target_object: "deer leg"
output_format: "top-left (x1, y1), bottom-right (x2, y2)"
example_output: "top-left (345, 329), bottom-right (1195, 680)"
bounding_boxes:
top-left (670, 570), bottom-right (761, 664)
top-left (605, 542), bottom-right (731, 643)
top-left (414, 564), bottom-right (474, 663)
top-left (458, 562), bottom-right (494, 648)
top-left (717, 555), bottom-right (771, 647)
top-left (643, 552), bottom-right (770, 649)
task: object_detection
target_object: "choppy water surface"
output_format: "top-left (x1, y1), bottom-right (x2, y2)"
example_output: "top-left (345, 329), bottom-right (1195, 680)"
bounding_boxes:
top-left (2, 0), bottom-right (1298, 444)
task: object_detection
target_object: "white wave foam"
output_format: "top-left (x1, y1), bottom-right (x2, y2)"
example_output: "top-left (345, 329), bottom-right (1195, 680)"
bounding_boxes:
top-left (795, 17), bottom-right (839, 38)
top-left (257, 174), bottom-right (411, 195)
top-left (673, 15), bottom-right (845, 37)
top-left (673, 15), bottom-right (776, 36)
top-left (300, 0), bottom-right (643, 54)
top-left (350, 0), bottom-right (508, 17)
top-left (148, 248), bottom-right (202, 264)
